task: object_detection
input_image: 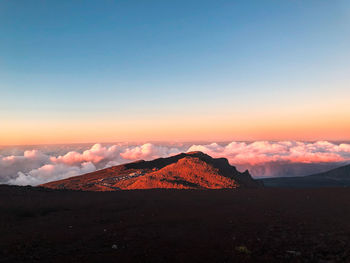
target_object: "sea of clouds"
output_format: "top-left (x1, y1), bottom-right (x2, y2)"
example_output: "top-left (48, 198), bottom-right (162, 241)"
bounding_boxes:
top-left (1, 141), bottom-right (350, 186)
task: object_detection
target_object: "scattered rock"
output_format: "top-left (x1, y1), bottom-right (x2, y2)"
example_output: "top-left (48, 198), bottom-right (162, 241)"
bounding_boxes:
top-left (112, 244), bottom-right (118, 249)
top-left (235, 246), bottom-right (251, 255)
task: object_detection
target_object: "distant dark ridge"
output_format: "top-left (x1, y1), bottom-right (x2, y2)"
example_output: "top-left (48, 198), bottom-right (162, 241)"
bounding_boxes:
top-left (261, 163), bottom-right (350, 188)
top-left (309, 164), bottom-right (350, 179)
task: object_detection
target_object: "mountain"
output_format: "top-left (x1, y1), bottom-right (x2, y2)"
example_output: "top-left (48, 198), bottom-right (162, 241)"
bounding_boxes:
top-left (41, 151), bottom-right (261, 190)
top-left (261, 164), bottom-right (350, 188)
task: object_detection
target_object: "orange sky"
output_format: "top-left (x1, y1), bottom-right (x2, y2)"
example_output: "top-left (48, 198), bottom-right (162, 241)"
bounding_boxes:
top-left (1, 108), bottom-right (349, 145)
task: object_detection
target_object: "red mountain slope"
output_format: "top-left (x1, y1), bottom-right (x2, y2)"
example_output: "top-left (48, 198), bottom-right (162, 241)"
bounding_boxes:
top-left (41, 152), bottom-right (261, 190)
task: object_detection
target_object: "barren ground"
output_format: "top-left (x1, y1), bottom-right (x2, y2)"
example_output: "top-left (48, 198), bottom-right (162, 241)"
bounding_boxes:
top-left (1, 185), bottom-right (350, 262)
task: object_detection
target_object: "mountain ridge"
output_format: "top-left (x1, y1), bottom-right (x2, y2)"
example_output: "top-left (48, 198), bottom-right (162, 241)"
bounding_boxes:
top-left (41, 151), bottom-right (261, 190)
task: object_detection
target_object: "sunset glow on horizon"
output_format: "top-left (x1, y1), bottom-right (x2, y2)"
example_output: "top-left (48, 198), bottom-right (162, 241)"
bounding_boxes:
top-left (2, 103), bottom-right (350, 145)
top-left (2, 99), bottom-right (350, 145)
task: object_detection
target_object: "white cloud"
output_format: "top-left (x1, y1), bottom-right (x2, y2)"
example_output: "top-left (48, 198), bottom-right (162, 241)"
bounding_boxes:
top-left (0, 149), bottom-right (50, 182)
top-left (8, 162), bottom-right (96, 186)
top-left (120, 143), bottom-right (181, 160)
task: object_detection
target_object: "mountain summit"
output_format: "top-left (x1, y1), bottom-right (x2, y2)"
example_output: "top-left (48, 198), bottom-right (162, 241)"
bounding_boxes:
top-left (41, 152), bottom-right (261, 191)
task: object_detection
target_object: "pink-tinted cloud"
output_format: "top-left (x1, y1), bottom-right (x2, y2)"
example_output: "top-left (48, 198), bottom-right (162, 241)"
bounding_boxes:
top-left (120, 143), bottom-right (181, 160)
top-left (188, 141), bottom-right (350, 165)
top-left (51, 144), bottom-right (124, 165)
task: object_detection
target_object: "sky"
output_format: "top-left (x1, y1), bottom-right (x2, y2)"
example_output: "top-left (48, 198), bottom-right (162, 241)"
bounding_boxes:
top-left (1, 0), bottom-right (350, 145)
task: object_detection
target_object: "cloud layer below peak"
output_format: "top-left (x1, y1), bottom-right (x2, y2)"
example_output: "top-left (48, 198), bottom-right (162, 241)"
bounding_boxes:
top-left (1, 141), bottom-right (350, 185)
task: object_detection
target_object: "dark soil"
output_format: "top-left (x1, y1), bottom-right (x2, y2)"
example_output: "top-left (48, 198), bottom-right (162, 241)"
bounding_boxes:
top-left (1, 185), bottom-right (350, 262)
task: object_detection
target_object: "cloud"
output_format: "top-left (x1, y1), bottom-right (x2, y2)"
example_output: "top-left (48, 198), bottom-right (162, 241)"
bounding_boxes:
top-left (8, 162), bottom-right (96, 186)
top-left (120, 143), bottom-right (181, 160)
top-left (1, 141), bottom-right (350, 185)
top-left (0, 149), bottom-right (50, 182)
top-left (187, 141), bottom-right (350, 165)
top-left (51, 144), bottom-right (124, 165)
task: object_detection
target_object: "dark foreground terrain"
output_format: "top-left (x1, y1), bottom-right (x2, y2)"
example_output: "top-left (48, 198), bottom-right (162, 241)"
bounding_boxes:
top-left (1, 186), bottom-right (350, 262)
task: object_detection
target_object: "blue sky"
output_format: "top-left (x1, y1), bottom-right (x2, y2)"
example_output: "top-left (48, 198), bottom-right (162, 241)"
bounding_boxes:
top-left (1, 0), bottom-right (350, 144)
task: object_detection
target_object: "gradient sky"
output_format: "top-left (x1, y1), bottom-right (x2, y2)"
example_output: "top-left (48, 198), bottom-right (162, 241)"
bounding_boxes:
top-left (1, 0), bottom-right (350, 145)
